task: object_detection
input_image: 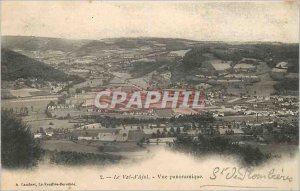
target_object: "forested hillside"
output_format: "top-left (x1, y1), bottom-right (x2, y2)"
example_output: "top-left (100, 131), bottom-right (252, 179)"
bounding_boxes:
top-left (1, 48), bottom-right (83, 83)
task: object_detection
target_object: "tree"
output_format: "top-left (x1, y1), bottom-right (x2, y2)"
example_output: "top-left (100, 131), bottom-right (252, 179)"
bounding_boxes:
top-left (156, 129), bottom-right (161, 138)
top-left (58, 94), bottom-right (67, 104)
top-left (151, 132), bottom-right (156, 138)
top-left (66, 113), bottom-right (71, 119)
top-left (163, 127), bottom-right (167, 133)
top-left (183, 126), bottom-right (189, 132)
top-left (1, 110), bottom-right (43, 168)
top-left (24, 107), bottom-right (29, 115)
top-left (170, 127), bottom-right (175, 134)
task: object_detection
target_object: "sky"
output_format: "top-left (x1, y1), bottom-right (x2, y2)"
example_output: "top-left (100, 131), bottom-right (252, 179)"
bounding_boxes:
top-left (1, 1), bottom-right (299, 42)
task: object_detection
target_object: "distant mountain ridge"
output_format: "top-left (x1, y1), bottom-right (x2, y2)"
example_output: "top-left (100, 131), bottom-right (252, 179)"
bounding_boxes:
top-left (1, 35), bottom-right (198, 52)
top-left (2, 36), bottom-right (90, 52)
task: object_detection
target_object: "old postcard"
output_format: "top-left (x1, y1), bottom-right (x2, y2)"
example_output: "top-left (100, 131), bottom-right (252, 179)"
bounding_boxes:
top-left (1, 0), bottom-right (299, 190)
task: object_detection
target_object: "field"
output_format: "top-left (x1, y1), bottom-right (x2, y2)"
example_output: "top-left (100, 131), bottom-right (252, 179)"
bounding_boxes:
top-left (72, 78), bottom-right (104, 89)
top-left (112, 72), bottom-right (132, 80)
top-left (169, 49), bottom-right (191, 57)
top-left (25, 118), bottom-right (75, 132)
top-left (51, 109), bottom-right (84, 117)
top-left (2, 97), bottom-right (57, 112)
top-left (41, 140), bottom-right (99, 153)
top-left (128, 78), bottom-right (150, 89)
top-left (245, 73), bottom-right (278, 96)
top-left (9, 88), bottom-right (48, 97)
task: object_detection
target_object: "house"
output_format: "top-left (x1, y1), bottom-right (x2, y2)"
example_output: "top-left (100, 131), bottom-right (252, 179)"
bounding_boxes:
top-left (244, 110), bottom-right (256, 115)
top-left (97, 129), bottom-right (120, 141)
top-left (78, 135), bottom-right (94, 140)
top-left (78, 123), bottom-right (103, 129)
top-left (161, 72), bottom-right (172, 80)
top-left (34, 133), bottom-right (43, 139)
top-left (45, 129), bottom-right (54, 137)
top-left (240, 58), bottom-right (260, 64)
top-left (233, 63), bottom-right (256, 72)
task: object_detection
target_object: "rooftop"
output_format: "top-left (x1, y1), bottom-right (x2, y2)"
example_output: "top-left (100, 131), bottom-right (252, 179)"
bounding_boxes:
top-left (276, 62), bottom-right (288, 69)
top-left (224, 74), bottom-right (259, 79)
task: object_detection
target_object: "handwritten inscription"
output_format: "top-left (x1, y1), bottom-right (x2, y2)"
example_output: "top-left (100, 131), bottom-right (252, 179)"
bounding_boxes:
top-left (210, 167), bottom-right (293, 182)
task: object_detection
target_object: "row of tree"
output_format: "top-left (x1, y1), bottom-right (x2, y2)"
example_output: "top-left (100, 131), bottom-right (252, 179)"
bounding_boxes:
top-left (92, 112), bottom-right (215, 128)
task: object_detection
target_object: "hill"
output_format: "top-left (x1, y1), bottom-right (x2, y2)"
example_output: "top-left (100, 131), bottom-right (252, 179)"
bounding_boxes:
top-left (1, 48), bottom-right (84, 82)
top-left (182, 43), bottom-right (299, 71)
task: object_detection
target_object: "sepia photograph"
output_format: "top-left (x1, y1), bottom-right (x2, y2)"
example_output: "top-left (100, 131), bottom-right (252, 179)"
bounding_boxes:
top-left (1, 1), bottom-right (299, 190)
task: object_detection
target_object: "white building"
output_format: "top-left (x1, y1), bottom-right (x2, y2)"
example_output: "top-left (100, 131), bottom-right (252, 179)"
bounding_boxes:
top-left (276, 62), bottom-right (288, 69)
top-left (34, 133), bottom-right (43, 139)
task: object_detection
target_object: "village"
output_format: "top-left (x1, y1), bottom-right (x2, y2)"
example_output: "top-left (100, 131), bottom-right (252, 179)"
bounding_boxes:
top-left (2, 37), bottom-right (299, 159)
